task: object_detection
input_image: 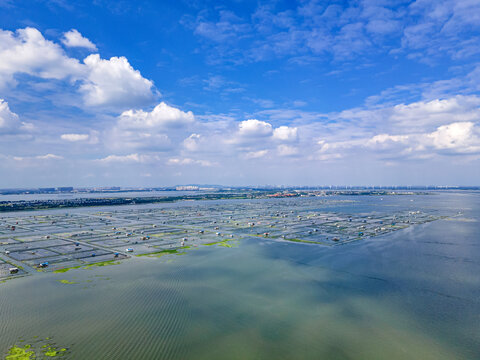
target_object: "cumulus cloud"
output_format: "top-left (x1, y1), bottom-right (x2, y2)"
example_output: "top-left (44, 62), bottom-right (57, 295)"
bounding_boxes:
top-left (0, 99), bottom-right (33, 134)
top-left (308, 94), bottom-right (480, 162)
top-left (60, 131), bottom-right (99, 144)
top-left (318, 121), bottom-right (480, 160)
top-left (273, 126), bottom-right (298, 141)
top-left (61, 133), bottom-right (89, 142)
top-left (183, 133), bottom-right (202, 151)
top-left (390, 96), bottom-right (480, 129)
top-left (336, 95), bottom-right (480, 134)
top-left (0, 27), bottom-right (156, 109)
top-left (80, 54), bottom-right (155, 108)
top-left (366, 134), bottom-right (409, 149)
top-left (107, 102), bottom-right (195, 152)
top-left (427, 122), bottom-right (480, 154)
top-left (0, 99), bottom-right (20, 133)
top-left (118, 102), bottom-right (194, 129)
top-left (62, 29), bottom-right (97, 51)
top-left (238, 119), bottom-right (273, 137)
top-left (0, 27), bottom-right (84, 88)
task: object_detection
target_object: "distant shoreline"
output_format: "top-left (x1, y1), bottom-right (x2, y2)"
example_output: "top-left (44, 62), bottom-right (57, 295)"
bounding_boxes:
top-left (0, 190), bottom-right (435, 213)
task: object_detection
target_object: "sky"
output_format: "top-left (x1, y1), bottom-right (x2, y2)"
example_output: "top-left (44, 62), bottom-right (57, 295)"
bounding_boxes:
top-left (0, 0), bottom-right (480, 187)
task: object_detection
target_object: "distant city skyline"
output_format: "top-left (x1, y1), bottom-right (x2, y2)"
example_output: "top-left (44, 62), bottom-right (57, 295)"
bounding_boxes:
top-left (0, 0), bottom-right (479, 187)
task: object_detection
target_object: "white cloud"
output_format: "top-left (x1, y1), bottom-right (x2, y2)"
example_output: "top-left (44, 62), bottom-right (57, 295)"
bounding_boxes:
top-left (14, 153), bottom-right (63, 161)
top-left (0, 99), bottom-right (32, 134)
top-left (427, 122), bottom-right (480, 154)
top-left (273, 126), bottom-right (298, 141)
top-left (188, 1), bottom-right (480, 64)
top-left (37, 154), bottom-right (63, 160)
top-left (62, 29), bottom-right (97, 51)
top-left (61, 133), bottom-right (89, 142)
top-left (238, 119), bottom-right (272, 137)
top-left (60, 131), bottom-right (99, 144)
top-left (97, 153), bottom-right (156, 163)
top-left (317, 120), bottom-right (480, 160)
top-left (402, 0), bottom-right (480, 60)
top-left (109, 102), bottom-right (194, 151)
top-left (277, 144), bottom-right (298, 156)
top-left (0, 27), bottom-right (84, 89)
top-left (0, 27), bottom-right (156, 110)
top-left (0, 99), bottom-right (20, 132)
top-left (80, 54), bottom-right (155, 108)
top-left (167, 157), bottom-right (215, 166)
top-left (118, 102), bottom-right (194, 129)
top-left (316, 153), bottom-right (343, 161)
top-left (336, 95), bottom-right (480, 134)
top-left (193, 10), bottom-right (251, 43)
top-left (304, 94), bottom-right (480, 162)
top-left (390, 96), bottom-right (480, 129)
top-left (366, 134), bottom-right (409, 149)
top-left (244, 150), bottom-right (268, 159)
top-left (107, 128), bottom-right (171, 152)
top-left (183, 133), bottom-right (202, 151)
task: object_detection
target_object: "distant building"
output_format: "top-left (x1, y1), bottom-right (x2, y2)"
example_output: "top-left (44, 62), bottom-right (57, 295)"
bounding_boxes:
top-left (176, 186), bottom-right (199, 191)
top-left (56, 187), bottom-right (74, 192)
top-left (94, 186), bottom-right (121, 191)
top-left (39, 188), bottom-right (55, 192)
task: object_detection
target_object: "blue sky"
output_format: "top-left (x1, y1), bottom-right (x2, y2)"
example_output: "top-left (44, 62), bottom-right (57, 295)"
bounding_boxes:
top-left (0, 0), bottom-right (480, 187)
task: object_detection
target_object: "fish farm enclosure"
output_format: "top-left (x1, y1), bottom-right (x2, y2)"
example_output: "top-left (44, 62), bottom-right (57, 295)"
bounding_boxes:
top-left (1, 197), bottom-right (443, 280)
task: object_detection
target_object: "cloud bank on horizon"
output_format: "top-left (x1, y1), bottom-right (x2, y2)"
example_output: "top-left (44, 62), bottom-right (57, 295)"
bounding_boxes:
top-left (0, 0), bottom-right (479, 187)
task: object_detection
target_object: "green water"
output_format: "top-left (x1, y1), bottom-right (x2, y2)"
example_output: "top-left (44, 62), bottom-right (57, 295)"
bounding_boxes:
top-left (1, 192), bottom-right (479, 359)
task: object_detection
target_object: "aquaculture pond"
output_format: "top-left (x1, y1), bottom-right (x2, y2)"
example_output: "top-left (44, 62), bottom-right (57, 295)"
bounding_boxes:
top-left (1, 192), bottom-right (479, 359)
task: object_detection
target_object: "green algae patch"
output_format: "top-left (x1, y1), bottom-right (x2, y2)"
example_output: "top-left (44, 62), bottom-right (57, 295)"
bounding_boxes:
top-left (136, 249), bottom-right (180, 258)
top-left (136, 237), bottom-right (240, 260)
top-left (53, 260), bottom-right (121, 274)
top-left (82, 260), bottom-right (121, 269)
top-left (5, 337), bottom-right (69, 359)
top-left (44, 349), bottom-right (57, 357)
top-left (53, 266), bottom-right (81, 273)
top-left (204, 239), bottom-right (237, 247)
top-left (57, 279), bottom-right (76, 285)
top-left (5, 345), bottom-right (35, 359)
top-left (217, 240), bottom-right (239, 248)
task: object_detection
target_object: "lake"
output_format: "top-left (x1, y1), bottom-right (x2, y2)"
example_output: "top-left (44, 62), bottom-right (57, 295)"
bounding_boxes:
top-left (1, 191), bottom-right (479, 359)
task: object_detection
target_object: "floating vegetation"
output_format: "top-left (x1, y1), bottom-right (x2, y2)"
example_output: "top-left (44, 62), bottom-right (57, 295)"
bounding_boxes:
top-left (53, 260), bottom-right (121, 274)
top-left (204, 239), bottom-right (236, 247)
top-left (52, 268), bottom-right (77, 274)
top-left (445, 217), bottom-right (477, 222)
top-left (136, 249), bottom-right (184, 258)
top-left (83, 260), bottom-right (121, 269)
top-left (5, 345), bottom-right (34, 360)
top-left (57, 279), bottom-right (76, 285)
top-left (205, 239), bottom-right (238, 248)
top-left (4, 337), bottom-right (69, 359)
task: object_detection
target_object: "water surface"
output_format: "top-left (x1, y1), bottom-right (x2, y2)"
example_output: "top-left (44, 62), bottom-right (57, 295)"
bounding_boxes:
top-left (1, 192), bottom-right (479, 359)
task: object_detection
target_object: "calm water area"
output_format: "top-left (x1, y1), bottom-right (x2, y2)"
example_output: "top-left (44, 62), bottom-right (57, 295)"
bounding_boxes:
top-left (1, 191), bottom-right (479, 359)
